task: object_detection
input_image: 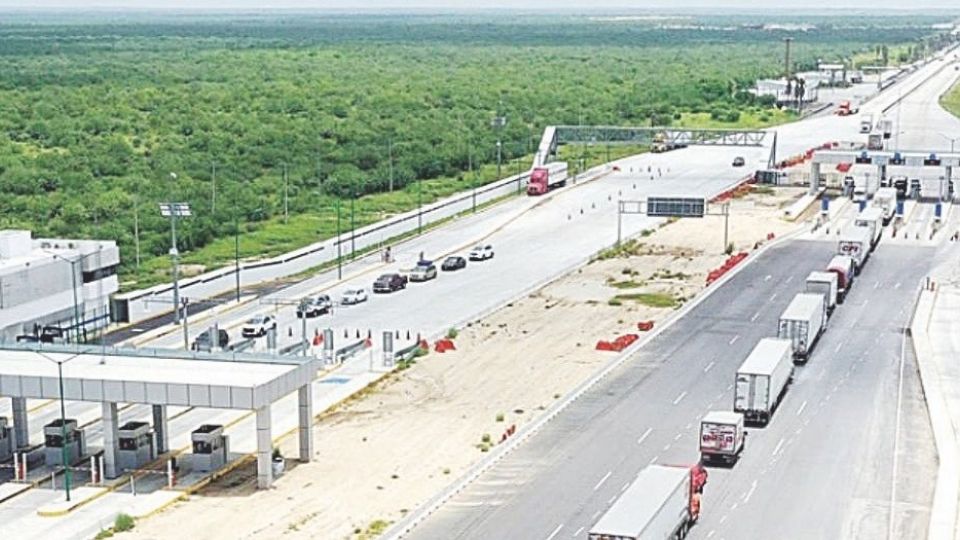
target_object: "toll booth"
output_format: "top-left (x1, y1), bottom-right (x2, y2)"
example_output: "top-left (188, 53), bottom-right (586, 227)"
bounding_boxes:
top-left (190, 424), bottom-right (229, 472)
top-left (0, 417), bottom-right (12, 461)
top-left (44, 418), bottom-right (85, 466)
top-left (117, 421), bottom-right (155, 472)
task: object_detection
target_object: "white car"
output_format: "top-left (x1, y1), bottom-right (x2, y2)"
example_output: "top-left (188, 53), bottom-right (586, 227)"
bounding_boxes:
top-left (341, 288), bottom-right (368, 305)
top-left (242, 314), bottom-right (276, 338)
top-left (468, 244), bottom-right (494, 261)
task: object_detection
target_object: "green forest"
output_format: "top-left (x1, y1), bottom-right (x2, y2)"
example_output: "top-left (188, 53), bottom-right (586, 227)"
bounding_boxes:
top-left (0, 11), bottom-right (952, 289)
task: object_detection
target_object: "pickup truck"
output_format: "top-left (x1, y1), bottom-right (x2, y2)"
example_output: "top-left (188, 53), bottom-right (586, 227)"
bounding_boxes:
top-left (373, 273), bottom-right (407, 293)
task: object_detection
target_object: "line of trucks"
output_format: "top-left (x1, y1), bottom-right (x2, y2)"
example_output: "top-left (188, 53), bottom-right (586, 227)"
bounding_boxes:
top-left (587, 192), bottom-right (887, 540)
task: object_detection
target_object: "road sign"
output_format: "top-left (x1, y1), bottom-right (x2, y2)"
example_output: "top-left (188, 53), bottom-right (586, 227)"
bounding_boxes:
top-left (647, 197), bottom-right (706, 218)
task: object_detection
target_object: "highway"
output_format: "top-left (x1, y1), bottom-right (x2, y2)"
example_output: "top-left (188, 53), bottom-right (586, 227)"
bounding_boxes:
top-left (407, 239), bottom-right (935, 540)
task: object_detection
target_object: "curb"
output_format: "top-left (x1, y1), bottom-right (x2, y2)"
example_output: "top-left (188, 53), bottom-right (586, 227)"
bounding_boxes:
top-left (36, 487), bottom-right (110, 517)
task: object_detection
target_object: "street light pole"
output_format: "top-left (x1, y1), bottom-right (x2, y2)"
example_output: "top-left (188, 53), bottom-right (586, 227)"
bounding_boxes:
top-left (350, 183), bottom-right (356, 260)
top-left (417, 176), bottom-right (423, 235)
top-left (44, 251), bottom-right (82, 343)
top-left (234, 206), bottom-right (241, 302)
top-left (57, 360), bottom-right (70, 501)
top-left (335, 197), bottom-right (342, 280)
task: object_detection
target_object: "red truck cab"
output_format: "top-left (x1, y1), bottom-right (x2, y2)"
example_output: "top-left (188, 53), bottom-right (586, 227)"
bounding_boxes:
top-left (526, 167), bottom-right (550, 196)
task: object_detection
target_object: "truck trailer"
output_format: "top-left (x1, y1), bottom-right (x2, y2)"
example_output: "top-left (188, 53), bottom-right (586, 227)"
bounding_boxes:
top-left (526, 162), bottom-right (569, 196)
top-left (588, 464), bottom-right (707, 540)
top-left (805, 271), bottom-right (838, 314)
top-left (871, 187), bottom-right (897, 224)
top-left (826, 255), bottom-right (855, 301)
top-left (854, 207), bottom-right (883, 250)
top-left (837, 227), bottom-right (872, 273)
top-left (777, 293), bottom-right (827, 362)
top-left (734, 338), bottom-right (794, 425)
top-left (699, 411), bottom-right (745, 466)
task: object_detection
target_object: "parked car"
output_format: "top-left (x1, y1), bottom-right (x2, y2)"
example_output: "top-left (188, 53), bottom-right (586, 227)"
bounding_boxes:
top-left (341, 288), bottom-right (368, 305)
top-left (409, 260), bottom-right (438, 282)
top-left (468, 244), bottom-right (494, 261)
top-left (373, 273), bottom-right (407, 293)
top-left (441, 256), bottom-right (467, 271)
top-left (242, 314), bottom-right (276, 338)
top-left (296, 295), bottom-right (332, 318)
top-left (191, 329), bottom-right (230, 351)
top-left (732, 156), bottom-right (746, 167)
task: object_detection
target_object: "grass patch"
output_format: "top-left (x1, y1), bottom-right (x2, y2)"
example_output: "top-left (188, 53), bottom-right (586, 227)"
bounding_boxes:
top-left (942, 79), bottom-right (960, 120)
top-left (607, 280), bottom-right (644, 289)
top-left (114, 513), bottom-right (135, 533)
top-left (611, 292), bottom-right (678, 308)
top-left (356, 519), bottom-right (391, 540)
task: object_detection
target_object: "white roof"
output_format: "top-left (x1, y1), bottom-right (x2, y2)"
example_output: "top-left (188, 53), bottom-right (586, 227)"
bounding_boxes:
top-left (590, 465), bottom-right (688, 537)
top-left (0, 348), bottom-right (314, 410)
top-left (856, 207), bottom-right (882, 220)
top-left (840, 226), bottom-right (872, 242)
top-left (807, 271), bottom-right (837, 283)
top-left (702, 411), bottom-right (743, 425)
top-left (739, 338), bottom-right (792, 375)
top-left (781, 293), bottom-right (824, 321)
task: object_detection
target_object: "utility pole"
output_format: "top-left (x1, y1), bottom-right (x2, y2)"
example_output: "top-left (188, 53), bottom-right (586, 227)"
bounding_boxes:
top-left (417, 176), bottom-right (423, 235)
top-left (335, 196), bottom-right (342, 280)
top-left (350, 182), bottom-right (356, 260)
top-left (133, 189), bottom-right (141, 272)
top-left (160, 173), bottom-right (191, 324)
top-left (234, 205), bottom-right (241, 302)
top-left (388, 139), bottom-right (395, 192)
top-left (784, 37), bottom-right (793, 80)
top-left (211, 161), bottom-right (217, 214)
top-left (283, 162), bottom-right (289, 224)
top-left (492, 96), bottom-right (506, 180)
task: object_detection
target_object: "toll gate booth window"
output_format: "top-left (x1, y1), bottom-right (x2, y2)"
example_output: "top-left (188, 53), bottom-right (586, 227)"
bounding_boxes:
top-left (45, 434), bottom-right (64, 447)
top-left (193, 440), bottom-right (212, 454)
top-left (119, 438), bottom-right (138, 451)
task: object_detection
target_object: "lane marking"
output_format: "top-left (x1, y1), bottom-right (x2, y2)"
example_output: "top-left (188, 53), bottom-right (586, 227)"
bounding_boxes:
top-left (663, 444), bottom-right (671, 452)
top-left (637, 427), bottom-right (652, 445)
top-left (731, 502), bottom-right (739, 511)
top-left (770, 292), bottom-right (777, 301)
top-left (785, 275), bottom-right (793, 284)
top-left (649, 455), bottom-right (658, 465)
top-left (894, 282), bottom-right (901, 289)
top-left (772, 437), bottom-right (786, 456)
top-left (592, 510), bottom-right (602, 520)
top-left (835, 342), bottom-right (844, 353)
top-left (743, 480), bottom-right (758, 503)
top-left (707, 531), bottom-right (716, 539)
top-left (729, 335), bottom-right (739, 346)
top-left (673, 433), bottom-right (682, 441)
top-left (796, 400), bottom-right (808, 416)
top-left (874, 281), bottom-right (881, 289)
top-left (593, 471), bottom-right (612, 491)
top-left (764, 274), bottom-right (772, 281)
top-left (607, 495), bottom-right (616, 504)
top-left (621, 482), bottom-right (629, 493)
top-left (546, 524), bottom-right (564, 540)
top-left (704, 361), bottom-right (716, 373)
top-left (750, 311), bottom-right (760, 322)
top-left (888, 304), bottom-right (910, 539)
top-left (720, 515), bottom-right (728, 524)
top-left (573, 527), bottom-right (584, 538)
top-left (673, 391), bottom-right (688, 405)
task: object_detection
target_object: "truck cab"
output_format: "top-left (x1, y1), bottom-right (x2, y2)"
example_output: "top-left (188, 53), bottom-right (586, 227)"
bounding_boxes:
top-left (526, 167), bottom-right (551, 196)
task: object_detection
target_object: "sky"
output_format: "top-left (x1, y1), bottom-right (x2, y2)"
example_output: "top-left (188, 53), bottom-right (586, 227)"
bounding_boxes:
top-left (2, 0), bottom-right (958, 10)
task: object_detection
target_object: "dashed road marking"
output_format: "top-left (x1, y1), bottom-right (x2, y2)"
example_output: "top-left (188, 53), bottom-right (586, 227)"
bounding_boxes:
top-left (704, 361), bottom-right (716, 373)
top-left (673, 391), bottom-right (688, 405)
top-left (729, 335), bottom-right (739, 346)
top-left (750, 311), bottom-right (760, 322)
top-left (835, 342), bottom-right (843, 353)
top-left (764, 274), bottom-right (772, 281)
top-left (796, 400), bottom-right (808, 415)
top-left (546, 523), bottom-right (564, 540)
top-left (707, 531), bottom-right (716, 539)
top-left (785, 275), bottom-right (793, 284)
top-left (649, 455), bottom-right (658, 465)
top-left (674, 433), bottom-right (682, 441)
top-left (773, 437), bottom-right (786, 456)
top-left (593, 471), bottom-right (612, 491)
top-left (770, 293), bottom-right (777, 302)
top-left (637, 427), bottom-right (652, 445)
top-left (720, 515), bottom-right (728, 524)
top-left (894, 282), bottom-right (901, 289)
top-left (743, 480), bottom-right (758, 503)
top-left (874, 281), bottom-right (881, 289)
top-left (573, 526), bottom-right (584, 538)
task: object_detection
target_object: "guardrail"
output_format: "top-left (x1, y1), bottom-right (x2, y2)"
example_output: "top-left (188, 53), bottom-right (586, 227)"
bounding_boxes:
top-left (279, 340), bottom-right (310, 356)
top-left (335, 339), bottom-right (368, 363)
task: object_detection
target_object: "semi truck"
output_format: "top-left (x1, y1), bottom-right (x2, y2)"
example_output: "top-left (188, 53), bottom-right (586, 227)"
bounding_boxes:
top-left (699, 411), bottom-right (745, 466)
top-left (651, 132), bottom-right (688, 153)
top-left (837, 227), bottom-right (872, 273)
top-left (588, 464), bottom-right (707, 540)
top-left (871, 187), bottom-right (897, 224)
top-left (526, 162), bottom-right (569, 196)
top-left (734, 338), bottom-right (794, 425)
top-left (854, 207), bottom-right (883, 250)
top-left (860, 113), bottom-right (874, 133)
top-left (777, 293), bottom-right (827, 362)
top-left (867, 131), bottom-right (884, 151)
top-left (826, 255), bottom-right (855, 301)
top-left (805, 271), bottom-right (838, 314)
top-left (878, 117), bottom-right (893, 139)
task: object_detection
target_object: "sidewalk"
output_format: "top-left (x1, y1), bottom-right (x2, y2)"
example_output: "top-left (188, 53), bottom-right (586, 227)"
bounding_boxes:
top-left (912, 282), bottom-right (960, 540)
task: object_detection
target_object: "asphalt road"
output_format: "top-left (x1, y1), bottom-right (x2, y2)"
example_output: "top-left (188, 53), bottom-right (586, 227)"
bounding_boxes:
top-left (407, 239), bottom-right (936, 540)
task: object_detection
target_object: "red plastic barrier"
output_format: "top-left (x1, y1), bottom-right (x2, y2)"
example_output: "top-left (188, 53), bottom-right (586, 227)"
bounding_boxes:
top-left (434, 338), bottom-right (457, 353)
top-left (638, 321), bottom-right (654, 332)
top-left (596, 340), bottom-right (615, 351)
top-left (312, 334), bottom-right (323, 346)
top-left (767, 232), bottom-right (776, 240)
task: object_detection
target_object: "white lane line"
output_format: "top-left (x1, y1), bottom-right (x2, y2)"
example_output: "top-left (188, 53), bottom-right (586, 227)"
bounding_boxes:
top-left (649, 455), bottom-right (658, 465)
top-left (621, 482), bottom-right (629, 493)
top-left (796, 400), bottom-right (808, 416)
top-left (835, 341), bottom-right (844, 353)
top-left (546, 523), bottom-right (564, 540)
top-left (573, 527), bottom-right (584, 538)
top-left (592, 510), bottom-right (602, 520)
top-left (719, 515), bottom-right (728, 524)
top-left (785, 275), bottom-right (793, 284)
top-left (704, 361), bottom-right (716, 373)
top-left (772, 437), bottom-right (786, 456)
top-left (663, 444), bottom-right (671, 452)
top-left (673, 391), bottom-right (688, 405)
top-left (729, 335), bottom-right (739, 346)
top-left (707, 531), bottom-right (716, 539)
top-left (750, 311), bottom-right (760, 322)
top-left (764, 274), bottom-right (772, 281)
top-left (674, 433), bottom-right (682, 441)
top-left (593, 471), bottom-right (612, 491)
top-left (730, 502), bottom-right (739, 511)
top-left (637, 427), bottom-right (652, 445)
top-left (607, 495), bottom-right (616, 504)
top-left (685, 423), bottom-right (693, 430)
top-left (874, 281), bottom-right (881, 289)
top-left (743, 480), bottom-right (758, 503)
top-left (895, 282), bottom-right (902, 289)
top-left (770, 293), bottom-right (777, 302)
top-left (863, 298), bottom-right (869, 307)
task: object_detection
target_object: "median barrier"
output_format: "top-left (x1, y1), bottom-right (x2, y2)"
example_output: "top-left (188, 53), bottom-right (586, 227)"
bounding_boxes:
top-left (335, 339), bottom-right (369, 363)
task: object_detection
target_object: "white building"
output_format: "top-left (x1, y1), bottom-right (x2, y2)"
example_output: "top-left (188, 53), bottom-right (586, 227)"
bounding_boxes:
top-left (0, 230), bottom-right (119, 342)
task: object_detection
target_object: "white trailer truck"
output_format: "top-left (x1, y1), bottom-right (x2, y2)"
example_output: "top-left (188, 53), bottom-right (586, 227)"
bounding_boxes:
top-left (854, 206), bottom-right (883, 250)
top-left (871, 187), bottom-right (897, 224)
top-left (777, 293), bottom-right (827, 362)
top-left (734, 338), bottom-right (794, 425)
top-left (588, 464), bottom-right (706, 540)
top-left (837, 226), bottom-right (872, 273)
top-left (699, 411), bottom-right (745, 466)
top-left (805, 271), bottom-right (838, 314)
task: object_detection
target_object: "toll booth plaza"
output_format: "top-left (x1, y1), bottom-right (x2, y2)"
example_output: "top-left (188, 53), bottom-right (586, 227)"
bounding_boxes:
top-left (0, 342), bottom-right (317, 491)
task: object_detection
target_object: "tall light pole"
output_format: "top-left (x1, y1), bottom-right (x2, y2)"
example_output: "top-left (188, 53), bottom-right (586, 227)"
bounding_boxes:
top-left (159, 175), bottom-right (191, 324)
top-left (35, 349), bottom-right (88, 503)
top-left (234, 204), bottom-right (241, 303)
top-left (44, 250), bottom-right (82, 343)
top-left (492, 100), bottom-right (507, 180)
top-left (940, 133), bottom-right (959, 153)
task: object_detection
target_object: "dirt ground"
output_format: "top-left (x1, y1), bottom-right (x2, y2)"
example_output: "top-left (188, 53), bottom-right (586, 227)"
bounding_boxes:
top-left (126, 186), bottom-right (804, 540)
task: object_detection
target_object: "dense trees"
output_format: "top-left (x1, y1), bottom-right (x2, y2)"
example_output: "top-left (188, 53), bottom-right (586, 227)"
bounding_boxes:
top-left (0, 12), bottom-right (949, 288)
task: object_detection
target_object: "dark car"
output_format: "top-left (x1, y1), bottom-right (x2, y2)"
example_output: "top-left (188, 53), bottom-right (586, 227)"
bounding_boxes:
top-left (732, 156), bottom-right (746, 167)
top-left (373, 273), bottom-right (407, 293)
top-left (442, 256), bottom-right (467, 272)
top-left (296, 295), bottom-right (332, 318)
top-left (191, 329), bottom-right (229, 352)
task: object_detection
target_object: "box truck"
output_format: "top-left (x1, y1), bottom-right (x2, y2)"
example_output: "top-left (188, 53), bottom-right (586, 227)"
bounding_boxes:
top-left (854, 207), bottom-right (883, 250)
top-left (805, 271), bottom-right (838, 314)
top-left (826, 255), bottom-right (855, 301)
top-left (837, 227), bottom-right (871, 273)
top-left (734, 338), bottom-right (794, 425)
top-left (860, 113), bottom-right (874, 133)
top-left (588, 464), bottom-right (707, 540)
top-left (777, 293), bottom-right (827, 362)
top-left (699, 411), bottom-right (745, 466)
top-left (872, 187), bottom-right (897, 224)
